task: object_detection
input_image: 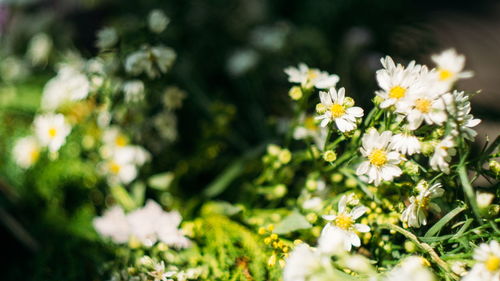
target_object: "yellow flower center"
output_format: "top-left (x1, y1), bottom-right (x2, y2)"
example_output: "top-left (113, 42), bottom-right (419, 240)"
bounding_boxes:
top-left (419, 197), bottom-right (430, 208)
top-left (48, 128), bottom-right (57, 138)
top-left (415, 98), bottom-right (432, 113)
top-left (368, 149), bottom-right (387, 167)
top-left (335, 214), bottom-right (354, 230)
top-left (389, 86), bottom-right (406, 99)
top-left (304, 117), bottom-right (317, 131)
top-left (115, 135), bottom-right (127, 147)
top-left (306, 70), bottom-right (319, 81)
top-left (485, 255), bottom-right (500, 272)
top-left (438, 69), bottom-right (453, 81)
top-left (330, 104), bottom-right (346, 118)
top-left (30, 149), bottom-right (40, 163)
top-left (109, 162), bottom-right (121, 174)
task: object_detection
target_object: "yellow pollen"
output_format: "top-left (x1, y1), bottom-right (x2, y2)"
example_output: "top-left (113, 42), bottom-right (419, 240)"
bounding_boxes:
top-left (330, 103), bottom-right (346, 118)
top-left (109, 162), bottom-right (121, 174)
top-left (306, 70), bottom-right (319, 80)
top-left (389, 86), bottom-right (406, 99)
top-left (368, 149), bottom-right (387, 167)
top-left (419, 197), bottom-right (430, 208)
top-left (438, 69), bottom-right (453, 81)
top-left (48, 128), bottom-right (57, 138)
top-left (115, 135), bottom-right (127, 147)
top-left (415, 98), bottom-right (431, 113)
top-left (485, 255), bottom-right (500, 272)
top-left (335, 214), bottom-right (354, 230)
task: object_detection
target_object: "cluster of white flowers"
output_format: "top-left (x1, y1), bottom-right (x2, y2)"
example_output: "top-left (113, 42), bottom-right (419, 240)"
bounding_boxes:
top-left (285, 63), bottom-right (339, 90)
top-left (125, 45), bottom-right (176, 79)
top-left (93, 200), bottom-right (191, 248)
top-left (98, 126), bottom-right (150, 185)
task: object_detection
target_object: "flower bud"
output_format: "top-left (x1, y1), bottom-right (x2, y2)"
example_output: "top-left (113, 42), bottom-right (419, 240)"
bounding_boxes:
top-left (288, 86), bottom-right (303, 100)
top-left (343, 97), bottom-right (355, 107)
top-left (323, 150), bottom-right (337, 162)
top-left (316, 103), bottom-right (327, 114)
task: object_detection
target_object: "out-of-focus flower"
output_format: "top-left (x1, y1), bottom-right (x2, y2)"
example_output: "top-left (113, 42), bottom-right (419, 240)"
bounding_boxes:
top-left (127, 200), bottom-right (190, 248)
top-left (93, 205), bottom-right (130, 243)
top-left (356, 129), bottom-right (402, 186)
top-left (322, 195), bottom-right (370, 251)
top-left (123, 80), bottom-right (145, 103)
top-left (162, 86), bottom-right (186, 111)
top-left (96, 27), bottom-right (118, 50)
top-left (462, 240), bottom-right (500, 281)
top-left (34, 113), bottom-right (71, 152)
top-left (226, 49), bottom-right (259, 76)
top-left (385, 256), bottom-right (435, 281)
top-left (27, 33), bottom-right (52, 65)
top-left (93, 200), bottom-right (190, 249)
top-left (315, 87), bottom-right (364, 132)
top-left (148, 261), bottom-right (175, 281)
top-left (293, 115), bottom-right (328, 150)
top-left (283, 244), bottom-right (323, 281)
top-left (41, 66), bottom-right (90, 111)
top-left (125, 46), bottom-right (176, 79)
top-left (431, 49), bottom-right (473, 92)
top-left (148, 10), bottom-right (170, 34)
top-left (284, 63), bottom-right (339, 90)
top-left (401, 182), bottom-right (444, 228)
top-left (12, 136), bottom-right (41, 169)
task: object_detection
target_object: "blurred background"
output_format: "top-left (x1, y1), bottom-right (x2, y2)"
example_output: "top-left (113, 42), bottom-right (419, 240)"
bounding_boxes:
top-left (0, 0), bottom-right (499, 280)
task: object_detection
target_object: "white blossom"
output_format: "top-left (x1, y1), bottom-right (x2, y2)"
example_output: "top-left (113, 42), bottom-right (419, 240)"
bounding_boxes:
top-left (284, 63), bottom-right (339, 89)
top-left (34, 113), bottom-right (71, 152)
top-left (41, 66), bottom-right (90, 111)
top-left (429, 136), bottom-right (456, 174)
top-left (321, 195), bottom-right (370, 251)
top-left (12, 136), bottom-right (41, 168)
top-left (315, 87), bottom-right (364, 132)
top-left (401, 182), bottom-right (444, 228)
top-left (356, 129), bottom-right (403, 186)
top-left (462, 241), bottom-right (500, 281)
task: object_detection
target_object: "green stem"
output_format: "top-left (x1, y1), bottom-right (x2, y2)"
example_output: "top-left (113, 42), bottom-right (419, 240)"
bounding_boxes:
top-left (379, 223), bottom-right (459, 281)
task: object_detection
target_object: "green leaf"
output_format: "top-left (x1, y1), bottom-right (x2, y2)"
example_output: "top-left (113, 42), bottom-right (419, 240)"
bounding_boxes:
top-left (110, 185), bottom-right (136, 211)
top-left (424, 205), bottom-right (466, 237)
top-left (274, 210), bottom-right (312, 234)
top-left (148, 172), bottom-right (174, 190)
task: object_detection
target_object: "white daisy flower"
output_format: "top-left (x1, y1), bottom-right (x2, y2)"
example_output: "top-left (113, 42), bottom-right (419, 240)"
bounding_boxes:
top-left (390, 130), bottom-right (421, 155)
top-left (92, 205), bottom-right (130, 244)
top-left (102, 126), bottom-right (129, 149)
top-left (123, 80), bottom-right (145, 103)
top-left (429, 136), bottom-right (456, 174)
top-left (284, 63), bottom-right (339, 89)
top-left (446, 90), bottom-right (481, 141)
top-left (41, 66), bottom-right (90, 111)
top-left (385, 256), bottom-right (435, 281)
top-left (462, 240), bottom-right (500, 281)
top-left (12, 136), bottom-right (41, 169)
top-left (401, 182), bottom-right (444, 228)
top-left (283, 244), bottom-right (324, 281)
top-left (315, 87), bottom-right (364, 132)
top-left (356, 129), bottom-right (403, 186)
top-left (148, 261), bottom-right (176, 281)
top-left (375, 56), bottom-right (424, 109)
top-left (431, 49), bottom-right (473, 92)
top-left (396, 89), bottom-right (450, 130)
top-left (100, 151), bottom-right (138, 186)
top-left (317, 222), bottom-right (348, 255)
top-left (321, 195), bottom-right (370, 251)
top-left (34, 113), bottom-right (71, 152)
top-left (293, 115), bottom-right (329, 150)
